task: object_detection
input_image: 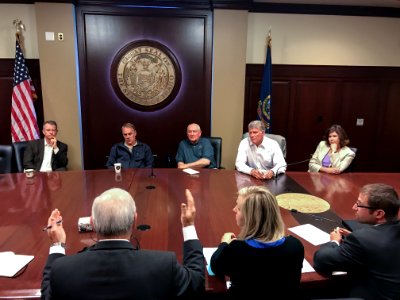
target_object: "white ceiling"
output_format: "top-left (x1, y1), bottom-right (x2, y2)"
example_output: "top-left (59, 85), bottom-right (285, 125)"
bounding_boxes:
top-left (254, 0), bottom-right (400, 8)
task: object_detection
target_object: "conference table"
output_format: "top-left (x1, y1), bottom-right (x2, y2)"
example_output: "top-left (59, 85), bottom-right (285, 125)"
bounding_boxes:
top-left (0, 169), bottom-right (399, 299)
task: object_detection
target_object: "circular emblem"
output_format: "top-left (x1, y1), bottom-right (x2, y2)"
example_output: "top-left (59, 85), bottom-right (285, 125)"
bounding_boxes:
top-left (111, 40), bottom-right (181, 111)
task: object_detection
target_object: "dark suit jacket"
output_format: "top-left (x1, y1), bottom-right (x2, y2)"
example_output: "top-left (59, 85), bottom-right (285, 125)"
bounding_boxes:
top-left (41, 239), bottom-right (205, 300)
top-left (23, 139), bottom-right (68, 171)
top-left (313, 221), bottom-right (400, 300)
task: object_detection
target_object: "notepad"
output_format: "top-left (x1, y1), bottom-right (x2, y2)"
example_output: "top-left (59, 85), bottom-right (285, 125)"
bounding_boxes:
top-left (182, 168), bottom-right (200, 175)
top-left (0, 252), bottom-right (34, 277)
top-left (288, 223), bottom-right (330, 246)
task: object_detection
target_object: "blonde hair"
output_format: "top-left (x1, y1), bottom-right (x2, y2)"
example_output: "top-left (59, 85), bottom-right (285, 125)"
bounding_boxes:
top-left (237, 186), bottom-right (284, 242)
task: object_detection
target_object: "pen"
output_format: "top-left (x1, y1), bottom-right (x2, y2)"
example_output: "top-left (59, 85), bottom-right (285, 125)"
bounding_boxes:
top-left (42, 219), bottom-right (63, 231)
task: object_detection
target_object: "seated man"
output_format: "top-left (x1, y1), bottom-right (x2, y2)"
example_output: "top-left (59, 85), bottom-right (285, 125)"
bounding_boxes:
top-left (313, 183), bottom-right (400, 300)
top-left (235, 120), bottom-right (286, 180)
top-left (23, 120), bottom-right (68, 172)
top-left (106, 123), bottom-right (153, 169)
top-left (176, 123), bottom-right (216, 169)
top-left (41, 188), bottom-right (205, 300)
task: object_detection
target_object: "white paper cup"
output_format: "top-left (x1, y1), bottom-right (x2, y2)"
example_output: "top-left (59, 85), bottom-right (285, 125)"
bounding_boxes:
top-left (24, 169), bottom-right (35, 178)
top-left (114, 163), bottom-right (122, 173)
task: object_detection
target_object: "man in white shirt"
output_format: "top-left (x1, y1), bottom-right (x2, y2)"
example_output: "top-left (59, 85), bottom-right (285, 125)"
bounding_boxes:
top-left (235, 120), bottom-right (286, 180)
top-left (23, 120), bottom-right (68, 172)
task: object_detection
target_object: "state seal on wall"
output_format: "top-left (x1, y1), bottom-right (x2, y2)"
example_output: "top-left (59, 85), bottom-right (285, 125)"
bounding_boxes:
top-left (111, 40), bottom-right (181, 111)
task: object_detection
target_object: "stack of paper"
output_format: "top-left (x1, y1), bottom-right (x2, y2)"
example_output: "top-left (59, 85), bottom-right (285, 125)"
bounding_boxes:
top-left (0, 252), bottom-right (34, 277)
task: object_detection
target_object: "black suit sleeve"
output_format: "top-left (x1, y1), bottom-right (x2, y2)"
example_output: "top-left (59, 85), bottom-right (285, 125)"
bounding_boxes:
top-left (313, 233), bottom-right (365, 275)
top-left (41, 253), bottom-right (65, 300)
top-left (52, 142), bottom-right (68, 170)
top-left (173, 239), bottom-right (205, 297)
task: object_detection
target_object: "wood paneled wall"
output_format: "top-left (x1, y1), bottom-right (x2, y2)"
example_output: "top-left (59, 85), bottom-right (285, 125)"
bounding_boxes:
top-left (76, 6), bottom-right (213, 169)
top-left (244, 65), bottom-right (400, 172)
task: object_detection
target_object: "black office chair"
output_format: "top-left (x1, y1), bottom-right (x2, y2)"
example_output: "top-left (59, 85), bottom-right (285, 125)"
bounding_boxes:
top-left (204, 137), bottom-right (223, 169)
top-left (0, 145), bottom-right (13, 174)
top-left (12, 141), bottom-right (29, 173)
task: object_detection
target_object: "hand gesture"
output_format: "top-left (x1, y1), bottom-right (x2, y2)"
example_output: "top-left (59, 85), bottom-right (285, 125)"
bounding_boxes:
top-left (330, 143), bottom-right (338, 153)
top-left (181, 189), bottom-right (196, 227)
top-left (330, 227), bottom-right (343, 244)
top-left (221, 232), bottom-right (236, 244)
top-left (46, 209), bottom-right (66, 243)
top-left (50, 137), bottom-right (58, 148)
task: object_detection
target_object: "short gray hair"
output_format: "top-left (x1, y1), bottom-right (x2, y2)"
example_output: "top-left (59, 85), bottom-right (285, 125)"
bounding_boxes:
top-left (91, 188), bottom-right (136, 237)
top-left (248, 120), bottom-right (265, 132)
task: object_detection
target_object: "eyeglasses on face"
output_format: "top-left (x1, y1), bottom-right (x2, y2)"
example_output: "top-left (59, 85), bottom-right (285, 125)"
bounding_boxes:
top-left (356, 203), bottom-right (377, 210)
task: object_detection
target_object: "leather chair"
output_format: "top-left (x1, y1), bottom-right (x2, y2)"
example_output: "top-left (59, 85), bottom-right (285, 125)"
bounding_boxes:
top-left (204, 137), bottom-right (223, 169)
top-left (12, 141), bottom-right (29, 173)
top-left (242, 132), bottom-right (287, 158)
top-left (0, 145), bottom-right (13, 174)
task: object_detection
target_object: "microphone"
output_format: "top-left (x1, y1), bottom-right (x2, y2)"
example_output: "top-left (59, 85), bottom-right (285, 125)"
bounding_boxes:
top-left (290, 208), bottom-right (341, 226)
top-left (275, 158), bottom-right (311, 183)
top-left (149, 154), bottom-right (158, 178)
top-left (146, 154), bottom-right (158, 189)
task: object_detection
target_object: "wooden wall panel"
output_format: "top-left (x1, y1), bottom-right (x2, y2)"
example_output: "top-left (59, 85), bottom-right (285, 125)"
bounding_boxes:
top-left (245, 64), bottom-right (400, 172)
top-left (290, 81), bottom-right (340, 163)
top-left (76, 7), bottom-right (212, 169)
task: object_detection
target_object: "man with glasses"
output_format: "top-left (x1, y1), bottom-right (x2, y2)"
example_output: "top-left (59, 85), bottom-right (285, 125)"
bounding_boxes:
top-left (235, 120), bottom-right (286, 180)
top-left (175, 123), bottom-right (216, 169)
top-left (313, 183), bottom-right (400, 300)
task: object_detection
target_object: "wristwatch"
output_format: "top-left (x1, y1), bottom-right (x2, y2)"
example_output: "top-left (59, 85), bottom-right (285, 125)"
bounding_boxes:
top-left (51, 242), bottom-right (66, 248)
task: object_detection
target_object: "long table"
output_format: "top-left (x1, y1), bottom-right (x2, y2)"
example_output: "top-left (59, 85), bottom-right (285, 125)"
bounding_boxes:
top-left (0, 169), bottom-right (399, 299)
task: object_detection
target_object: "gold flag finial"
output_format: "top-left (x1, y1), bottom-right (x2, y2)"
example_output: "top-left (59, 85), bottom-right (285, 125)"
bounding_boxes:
top-left (13, 19), bottom-right (25, 41)
top-left (13, 19), bottom-right (25, 47)
top-left (267, 26), bottom-right (272, 46)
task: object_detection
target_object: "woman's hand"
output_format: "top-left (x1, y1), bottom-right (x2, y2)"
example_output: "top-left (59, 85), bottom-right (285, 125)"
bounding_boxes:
top-left (221, 232), bottom-right (236, 244)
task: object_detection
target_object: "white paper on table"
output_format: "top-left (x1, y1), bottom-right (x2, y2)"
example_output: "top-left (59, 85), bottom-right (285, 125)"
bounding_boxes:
top-left (301, 258), bottom-right (315, 273)
top-left (288, 223), bottom-right (330, 246)
top-left (0, 252), bottom-right (34, 277)
top-left (182, 168), bottom-right (200, 175)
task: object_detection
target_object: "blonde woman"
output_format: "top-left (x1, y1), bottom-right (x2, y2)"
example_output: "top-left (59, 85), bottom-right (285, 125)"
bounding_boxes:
top-left (210, 186), bottom-right (304, 299)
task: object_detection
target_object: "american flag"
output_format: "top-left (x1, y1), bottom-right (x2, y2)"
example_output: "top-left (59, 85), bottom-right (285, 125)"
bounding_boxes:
top-left (11, 37), bottom-right (40, 142)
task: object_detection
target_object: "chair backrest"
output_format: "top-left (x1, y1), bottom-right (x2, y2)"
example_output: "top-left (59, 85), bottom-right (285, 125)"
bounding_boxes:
top-left (0, 145), bottom-right (13, 174)
top-left (12, 141), bottom-right (29, 173)
top-left (204, 137), bottom-right (222, 169)
top-left (242, 132), bottom-right (287, 158)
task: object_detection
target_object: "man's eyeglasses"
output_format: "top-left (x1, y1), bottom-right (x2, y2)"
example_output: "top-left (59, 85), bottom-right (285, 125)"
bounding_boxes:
top-left (356, 203), bottom-right (377, 210)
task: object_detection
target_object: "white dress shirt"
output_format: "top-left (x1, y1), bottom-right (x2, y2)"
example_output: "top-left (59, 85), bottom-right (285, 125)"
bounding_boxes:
top-left (235, 136), bottom-right (286, 175)
top-left (40, 140), bottom-right (59, 172)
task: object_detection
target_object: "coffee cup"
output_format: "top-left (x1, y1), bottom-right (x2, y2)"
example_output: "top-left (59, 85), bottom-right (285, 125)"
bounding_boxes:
top-left (24, 169), bottom-right (35, 178)
top-left (114, 163), bottom-right (122, 174)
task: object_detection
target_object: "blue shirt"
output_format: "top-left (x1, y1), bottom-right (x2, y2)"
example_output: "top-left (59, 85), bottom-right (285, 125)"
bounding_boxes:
top-left (106, 141), bottom-right (153, 169)
top-left (175, 137), bottom-right (216, 169)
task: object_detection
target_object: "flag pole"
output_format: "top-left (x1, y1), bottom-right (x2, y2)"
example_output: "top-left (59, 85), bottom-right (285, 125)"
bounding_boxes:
top-left (257, 27), bottom-right (272, 133)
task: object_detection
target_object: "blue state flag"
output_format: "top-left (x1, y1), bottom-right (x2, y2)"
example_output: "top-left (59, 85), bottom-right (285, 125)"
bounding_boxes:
top-left (257, 33), bottom-right (272, 133)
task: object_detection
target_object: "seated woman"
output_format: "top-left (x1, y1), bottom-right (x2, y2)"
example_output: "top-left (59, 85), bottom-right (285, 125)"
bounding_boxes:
top-left (308, 124), bottom-right (356, 174)
top-left (210, 186), bottom-right (304, 299)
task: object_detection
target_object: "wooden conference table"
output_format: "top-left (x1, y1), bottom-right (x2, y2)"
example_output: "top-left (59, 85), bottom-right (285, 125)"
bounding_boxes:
top-left (0, 169), bottom-right (399, 299)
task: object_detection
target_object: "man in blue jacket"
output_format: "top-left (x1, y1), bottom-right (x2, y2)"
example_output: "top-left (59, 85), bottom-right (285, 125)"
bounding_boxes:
top-left (106, 122), bottom-right (153, 169)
